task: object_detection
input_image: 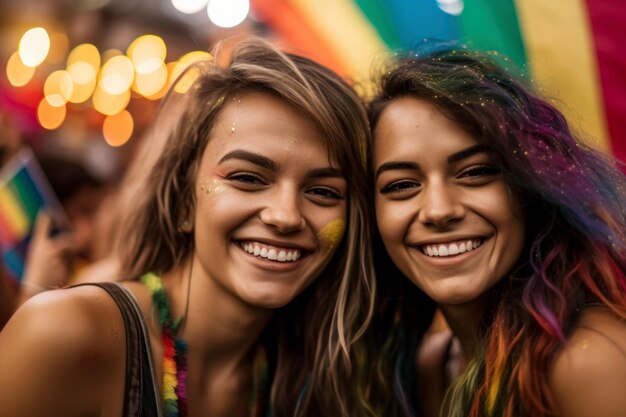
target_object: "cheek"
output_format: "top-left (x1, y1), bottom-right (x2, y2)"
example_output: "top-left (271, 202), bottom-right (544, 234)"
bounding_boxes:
top-left (375, 200), bottom-right (407, 245)
top-left (199, 178), bottom-right (229, 197)
top-left (317, 219), bottom-right (346, 252)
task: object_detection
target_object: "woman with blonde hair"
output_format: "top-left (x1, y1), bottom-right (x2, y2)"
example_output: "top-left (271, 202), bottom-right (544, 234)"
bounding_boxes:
top-left (0, 38), bottom-right (375, 417)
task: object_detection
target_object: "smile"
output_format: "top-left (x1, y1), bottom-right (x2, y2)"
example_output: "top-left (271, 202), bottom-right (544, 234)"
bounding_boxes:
top-left (241, 241), bottom-right (302, 262)
top-left (421, 239), bottom-right (484, 257)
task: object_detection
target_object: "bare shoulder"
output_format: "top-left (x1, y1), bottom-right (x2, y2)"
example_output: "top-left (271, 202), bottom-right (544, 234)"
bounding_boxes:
top-left (0, 285), bottom-right (126, 416)
top-left (550, 307), bottom-right (626, 417)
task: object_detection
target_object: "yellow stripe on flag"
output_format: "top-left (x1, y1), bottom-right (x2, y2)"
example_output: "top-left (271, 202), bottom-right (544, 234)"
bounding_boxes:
top-left (288, 0), bottom-right (389, 96)
top-left (514, 0), bottom-right (609, 152)
top-left (0, 186), bottom-right (30, 239)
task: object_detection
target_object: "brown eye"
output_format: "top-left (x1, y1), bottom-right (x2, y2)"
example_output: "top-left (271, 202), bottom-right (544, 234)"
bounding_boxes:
top-left (380, 180), bottom-right (420, 194)
top-left (308, 187), bottom-right (342, 200)
top-left (228, 172), bottom-right (266, 185)
top-left (459, 165), bottom-right (500, 178)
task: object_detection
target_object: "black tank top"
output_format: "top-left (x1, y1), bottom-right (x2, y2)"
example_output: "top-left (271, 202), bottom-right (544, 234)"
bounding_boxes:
top-left (75, 282), bottom-right (163, 417)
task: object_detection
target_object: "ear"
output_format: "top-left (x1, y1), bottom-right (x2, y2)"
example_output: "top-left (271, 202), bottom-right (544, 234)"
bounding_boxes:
top-left (178, 218), bottom-right (193, 233)
top-left (177, 205), bottom-right (194, 233)
top-left (175, 184), bottom-right (194, 233)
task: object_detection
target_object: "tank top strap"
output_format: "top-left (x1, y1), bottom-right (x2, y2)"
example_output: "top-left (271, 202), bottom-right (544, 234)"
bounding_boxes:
top-left (72, 282), bottom-right (163, 417)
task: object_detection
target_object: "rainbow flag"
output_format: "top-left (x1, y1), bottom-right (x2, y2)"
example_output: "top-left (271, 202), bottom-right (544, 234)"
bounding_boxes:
top-left (250, 0), bottom-right (626, 165)
top-left (0, 147), bottom-right (67, 281)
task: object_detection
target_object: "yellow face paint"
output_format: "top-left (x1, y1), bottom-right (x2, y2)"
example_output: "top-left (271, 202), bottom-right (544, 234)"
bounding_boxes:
top-left (318, 219), bottom-right (346, 250)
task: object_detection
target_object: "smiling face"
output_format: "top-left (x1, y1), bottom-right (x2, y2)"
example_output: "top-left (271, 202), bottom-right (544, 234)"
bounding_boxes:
top-left (373, 96), bottom-right (525, 306)
top-left (191, 92), bottom-right (347, 309)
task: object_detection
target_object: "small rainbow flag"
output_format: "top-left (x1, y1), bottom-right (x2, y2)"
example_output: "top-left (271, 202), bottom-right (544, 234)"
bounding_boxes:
top-left (0, 147), bottom-right (68, 281)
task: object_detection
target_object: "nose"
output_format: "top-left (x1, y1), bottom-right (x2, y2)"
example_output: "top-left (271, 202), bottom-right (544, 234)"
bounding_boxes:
top-left (259, 187), bottom-right (306, 233)
top-left (418, 179), bottom-right (465, 227)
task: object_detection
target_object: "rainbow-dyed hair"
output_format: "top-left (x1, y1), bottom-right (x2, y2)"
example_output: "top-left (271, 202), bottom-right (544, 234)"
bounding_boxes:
top-left (367, 48), bottom-right (626, 417)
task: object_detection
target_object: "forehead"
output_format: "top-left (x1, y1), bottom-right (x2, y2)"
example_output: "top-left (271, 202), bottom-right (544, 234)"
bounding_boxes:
top-left (374, 96), bottom-right (479, 164)
top-left (200, 92), bottom-right (333, 165)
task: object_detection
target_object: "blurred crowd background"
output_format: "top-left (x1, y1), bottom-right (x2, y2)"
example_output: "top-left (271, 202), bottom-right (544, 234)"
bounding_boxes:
top-left (0, 0), bottom-right (624, 290)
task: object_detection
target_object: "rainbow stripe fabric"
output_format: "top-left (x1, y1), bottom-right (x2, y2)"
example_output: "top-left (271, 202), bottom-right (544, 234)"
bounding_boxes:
top-left (0, 147), bottom-right (65, 281)
top-left (251, 0), bottom-right (625, 163)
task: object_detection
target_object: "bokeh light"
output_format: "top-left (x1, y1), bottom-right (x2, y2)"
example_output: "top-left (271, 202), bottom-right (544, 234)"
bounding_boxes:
top-left (67, 43), bottom-right (101, 72)
top-left (134, 62), bottom-right (168, 97)
top-left (6, 52), bottom-right (35, 87)
top-left (127, 34), bottom-right (167, 74)
top-left (144, 61), bottom-right (176, 100)
top-left (44, 70), bottom-right (74, 107)
top-left (67, 62), bottom-right (97, 103)
top-left (102, 110), bottom-right (134, 146)
top-left (171, 50), bottom-right (211, 93)
top-left (207, 0), bottom-right (249, 28)
top-left (99, 55), bottom-right (134, 95)
top-left (37, 98), bottom-right (67, 129)
top-left (171, 0), bottom-right (208, 14)
top-left (18, 27), bottom-right (51, 67)
top-left (437, 0), bottom-right (464, 16)
top-left (93, 85), bottom-right (131, 115)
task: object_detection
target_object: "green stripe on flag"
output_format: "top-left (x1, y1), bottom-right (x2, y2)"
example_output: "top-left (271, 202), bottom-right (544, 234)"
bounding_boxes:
top-left (458, 0), bottom-right (528, 78)
top-left (354, 0), bottom-right (403, 51)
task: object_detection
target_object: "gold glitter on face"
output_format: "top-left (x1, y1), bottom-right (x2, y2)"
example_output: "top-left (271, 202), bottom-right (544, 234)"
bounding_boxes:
top-left (230, 96), bottom-right (241, 134)
top-left (318, 219), bottom-right (346, 250)
top-left (200, 178), bottom-right (227, 195)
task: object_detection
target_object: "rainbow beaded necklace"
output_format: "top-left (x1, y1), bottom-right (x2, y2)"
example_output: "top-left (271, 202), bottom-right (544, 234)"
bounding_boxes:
top-left (140, 273), bottom-right (270, 417)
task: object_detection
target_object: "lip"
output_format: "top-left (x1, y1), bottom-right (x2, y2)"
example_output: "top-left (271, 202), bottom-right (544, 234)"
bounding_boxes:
top-left (234, 237), bottom-right (312, 252)
top-left (410, 234), bottom-right (488, 247)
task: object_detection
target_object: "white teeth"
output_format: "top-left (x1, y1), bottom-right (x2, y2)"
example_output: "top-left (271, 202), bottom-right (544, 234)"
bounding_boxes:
top-left (240, 242), bottom-right (301, 263)
top-left (422, 239), bottom-right (483, 258)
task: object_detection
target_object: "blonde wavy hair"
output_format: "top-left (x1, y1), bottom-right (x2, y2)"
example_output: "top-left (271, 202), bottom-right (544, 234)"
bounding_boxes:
top-left (120, 38), bottom-right (376, 416)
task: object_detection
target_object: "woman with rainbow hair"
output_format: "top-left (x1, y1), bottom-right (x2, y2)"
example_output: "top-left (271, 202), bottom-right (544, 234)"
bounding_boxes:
top-left (0, 38), bottom-right (376, 417)
top-left (367, 48), bottom-right (626, 417)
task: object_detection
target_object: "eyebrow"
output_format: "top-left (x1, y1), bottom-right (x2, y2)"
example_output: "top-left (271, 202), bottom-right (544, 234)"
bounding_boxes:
top-left (218, 150), bottom-right (344, 179)
top-left (375, 144), bottom-right (491, 180)
top-left (219, 150), bottom-right (279, 171)
top-left (447, 144), bottom-right (490, 164)
top-left (375, 161), bottom-right (419, 180)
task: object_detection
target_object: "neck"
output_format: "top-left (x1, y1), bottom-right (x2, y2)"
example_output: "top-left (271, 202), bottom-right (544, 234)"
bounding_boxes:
top-left (163, 257), bottom-right (273, 369)
top-left (439, 298), bottom-right (488, 362)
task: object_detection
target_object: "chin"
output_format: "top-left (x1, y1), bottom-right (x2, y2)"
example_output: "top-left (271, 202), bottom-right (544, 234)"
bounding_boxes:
top-left (428, 285), bottom-right (478, 306)
top-left (239, 287), bottom-right (299, 310)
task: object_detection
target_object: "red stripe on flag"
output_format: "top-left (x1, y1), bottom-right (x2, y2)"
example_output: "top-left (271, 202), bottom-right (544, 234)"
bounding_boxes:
top-left (585, 0), bottom-right (626, 166)
top-left (250, 0), bottom-right (349, 77)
